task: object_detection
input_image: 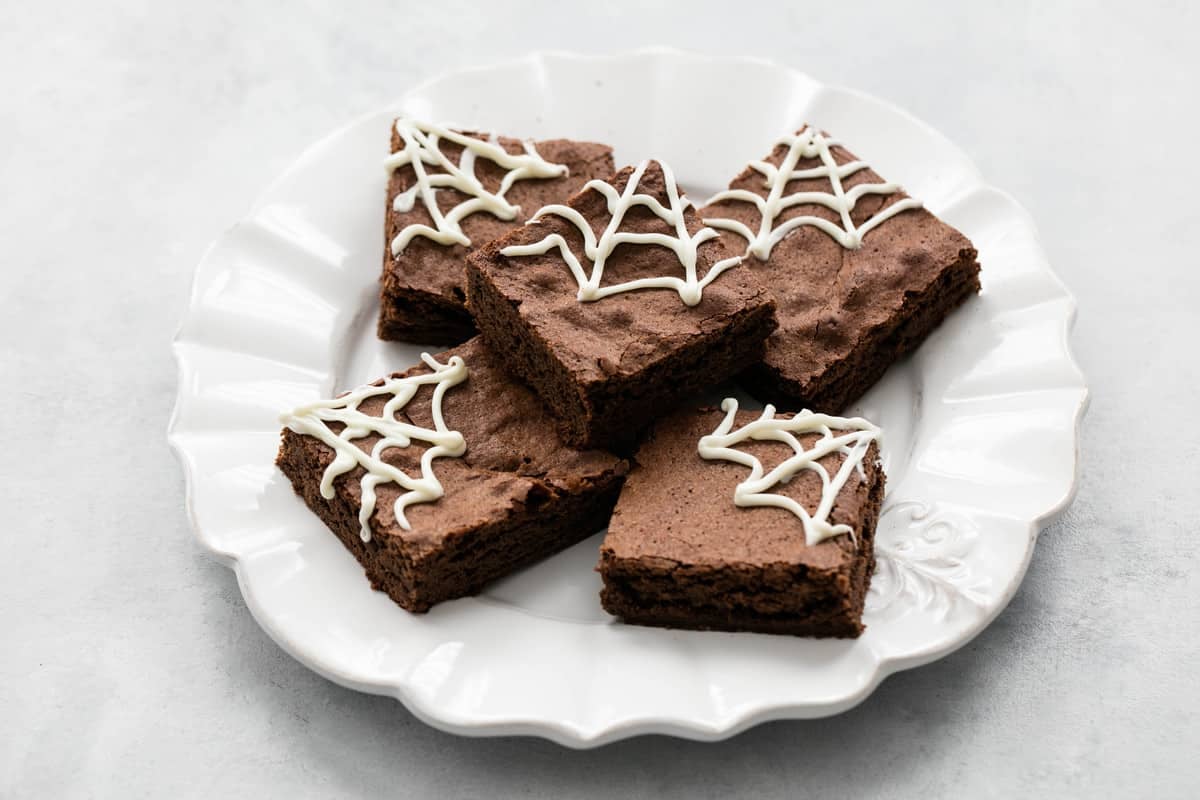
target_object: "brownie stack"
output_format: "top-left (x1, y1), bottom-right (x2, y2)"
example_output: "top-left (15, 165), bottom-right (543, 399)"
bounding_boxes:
top-left (276, 118), bottom-right (980, 638)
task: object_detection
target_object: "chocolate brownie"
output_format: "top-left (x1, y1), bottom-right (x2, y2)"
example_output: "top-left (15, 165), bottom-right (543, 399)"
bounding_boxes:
top-left (598, 402), bottom-right (885, 637)
top-left (277, 337), bottom-right (627, 612)
top-left (379, 119), bottom-right (613, 343)
top-left (700, 126), bottom-right (981, 413)
top-left (466, 160), bottom-right (778, 452)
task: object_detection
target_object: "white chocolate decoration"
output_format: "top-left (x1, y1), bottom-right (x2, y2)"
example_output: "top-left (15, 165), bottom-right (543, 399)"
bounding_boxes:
top-left (703, 127), bottom-right (922, 258)
top-left (499, 160), bottom-right (742, 307)
top-left (385, 118), bottom-right (568, 256)
top-left (280, 354), bottom-right (468, 542)
top-left (698, 398), bottom-right (881, 546)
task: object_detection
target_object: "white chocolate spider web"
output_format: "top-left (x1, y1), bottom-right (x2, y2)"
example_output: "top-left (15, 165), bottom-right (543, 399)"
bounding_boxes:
top-left (500, 160), bottom-right (743, 307)
top-left (385, 118), bottom-right (568, 256)
top-left (280, 353), bottom-right (468, 541)
top-left (697, 398), bottom-right (881, 546)
top-left (703, 127), bottom-right (922, 259)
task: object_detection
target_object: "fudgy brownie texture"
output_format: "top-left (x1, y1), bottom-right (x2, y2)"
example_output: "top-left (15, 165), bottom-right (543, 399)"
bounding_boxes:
top-left (466, 162), bottom-right (778, 453)
top-left (598, 407), bottom-right (884, 637)
top-left (700, 129), bottom-right (981, 413)
top-left (380, 126), bottom-right (614, 343)
top-left (277, 337), bottom-right (628, 612)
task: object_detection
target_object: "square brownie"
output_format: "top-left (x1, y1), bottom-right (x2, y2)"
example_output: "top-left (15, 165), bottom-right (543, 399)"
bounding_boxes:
top-left (466, 160), bottom-right (778, 452)
top-left (700, 126), bottom-right (981, 412)
top-left (379, 118), bottom-right (614, 343)
top-left (598, 401), bottom-right (885, 637)
top-left (277, 337), bottom-right (628, 612)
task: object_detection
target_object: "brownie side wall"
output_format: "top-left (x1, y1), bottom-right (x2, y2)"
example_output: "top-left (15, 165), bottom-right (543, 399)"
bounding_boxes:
top-left (278, 429), bottom-right (625, 613)
top-left (598, 589), bottom-right (860, 636)
top-left (598, 448), bottom-right (885, 638)
top-left (383, 472), bottom-right (626, 610)
top-left (840, 459), bottom-right (885, 627)
top-left (742, 249), bottom-right (980, 413)
top-left (598, 551), bottom-right (866, 637)
top-left (578, 298), bottom-right (777, 452)
top-left (378, 283), bottom-right (476, 344)
top-left (468, 257), bottom-right (778, 452)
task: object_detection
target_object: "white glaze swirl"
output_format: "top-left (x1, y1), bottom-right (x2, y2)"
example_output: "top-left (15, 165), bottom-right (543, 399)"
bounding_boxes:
top-left (697, 398), bottom-right (881, 546)
top-left (703, 127), bottom-right (922, 258)
top-left (280, 353), bottom-right (468, 541)
top-left (499, 160), bottom-right (742, 307)
top-left (385, 118), bottom-right (568, 256)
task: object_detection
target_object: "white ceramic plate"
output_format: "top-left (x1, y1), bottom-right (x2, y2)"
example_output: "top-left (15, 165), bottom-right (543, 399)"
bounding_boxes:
top-left (168, 49), bottom-right (1087, 747)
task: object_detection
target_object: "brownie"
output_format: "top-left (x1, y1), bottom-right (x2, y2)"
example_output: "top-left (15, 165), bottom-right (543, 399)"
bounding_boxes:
top-left (277, 337), bottom-right (628, 612)
top-left (379, 119), bottom-right (614, 343)
top-left (700, 126), bottom-right (981, 413)
top-left (466, 160), bottom-right (778, 452)
top-left (598, 403), bottom-right (885, 637)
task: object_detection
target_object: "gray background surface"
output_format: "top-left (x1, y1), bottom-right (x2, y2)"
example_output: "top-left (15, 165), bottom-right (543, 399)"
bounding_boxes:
top-left (2, 1), bottom-right (1197, 797)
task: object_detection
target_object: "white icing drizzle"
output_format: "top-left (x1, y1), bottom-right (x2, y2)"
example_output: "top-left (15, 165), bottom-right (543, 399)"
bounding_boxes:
top-left (499, 160), bottom-right (742, 307)
top-left (280, 354), bottom-right (468, 542)
top-left (703, 127), bottom-right (922, 258)
top-left (697, 398), bottom-right (881, 546)
top-left (385, 118), bottom-right (568, 256)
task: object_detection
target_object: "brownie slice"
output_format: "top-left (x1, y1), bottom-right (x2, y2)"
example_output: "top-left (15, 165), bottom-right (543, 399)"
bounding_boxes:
top-left (700, 126), bottom-right (981, 413)
top-left (379, 120), bottom-right (614, 343)
top-left (598, 404), bottom-right (885, 637)
top-left (277, 337), bottom-right (628, 612)
top-left (466, 160), bottom-right (778, 452)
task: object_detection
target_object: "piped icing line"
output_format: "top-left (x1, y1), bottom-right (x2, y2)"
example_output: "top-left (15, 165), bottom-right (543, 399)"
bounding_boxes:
top-left (385, 118), bottom-right (568, 256)
top-left (499, 160), bottom-right (742, 307)
top-left (697, 398), bottom-right (881, 546)
top-left (702, 127), bottom-right (922, 258)
top-left (280, 353), bottom-right (468, 541)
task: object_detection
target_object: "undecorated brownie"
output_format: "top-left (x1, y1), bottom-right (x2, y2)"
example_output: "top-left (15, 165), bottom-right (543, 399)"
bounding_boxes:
top-left (277, 337), bottom-right (627, 612)
top-left (598, 401), bottom-right (885, 637)
top-left (380, 118), bottom-right (614, 343)
top-left (700, 126), bottom-right (981, 412)
top-left (466, 160), bottom-right (778, 452)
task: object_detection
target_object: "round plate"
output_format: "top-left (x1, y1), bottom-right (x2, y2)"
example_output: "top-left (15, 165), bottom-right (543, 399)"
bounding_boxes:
top-left (168, 49), bottom-right (1088, 747)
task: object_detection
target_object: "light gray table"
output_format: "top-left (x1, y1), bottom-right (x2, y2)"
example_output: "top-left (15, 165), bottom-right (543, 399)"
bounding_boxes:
top-left (3, 2), bottom-right (1196, 796)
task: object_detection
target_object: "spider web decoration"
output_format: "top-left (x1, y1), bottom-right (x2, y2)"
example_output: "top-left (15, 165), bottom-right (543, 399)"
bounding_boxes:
top-left (697, 398), bottom-right (881, 546)
top-left (280, 353), bottom-right (469, 542)
top-left (703, 127), bottom-right (923, 259)
top-left (500, 160), bottom-right (743, 307)
top-left (385, 118), bottom-right (568, 256)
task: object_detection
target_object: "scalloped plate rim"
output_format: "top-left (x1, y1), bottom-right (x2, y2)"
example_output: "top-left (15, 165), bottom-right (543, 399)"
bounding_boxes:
top-left (167, 47), bottom-right (1089, 747)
